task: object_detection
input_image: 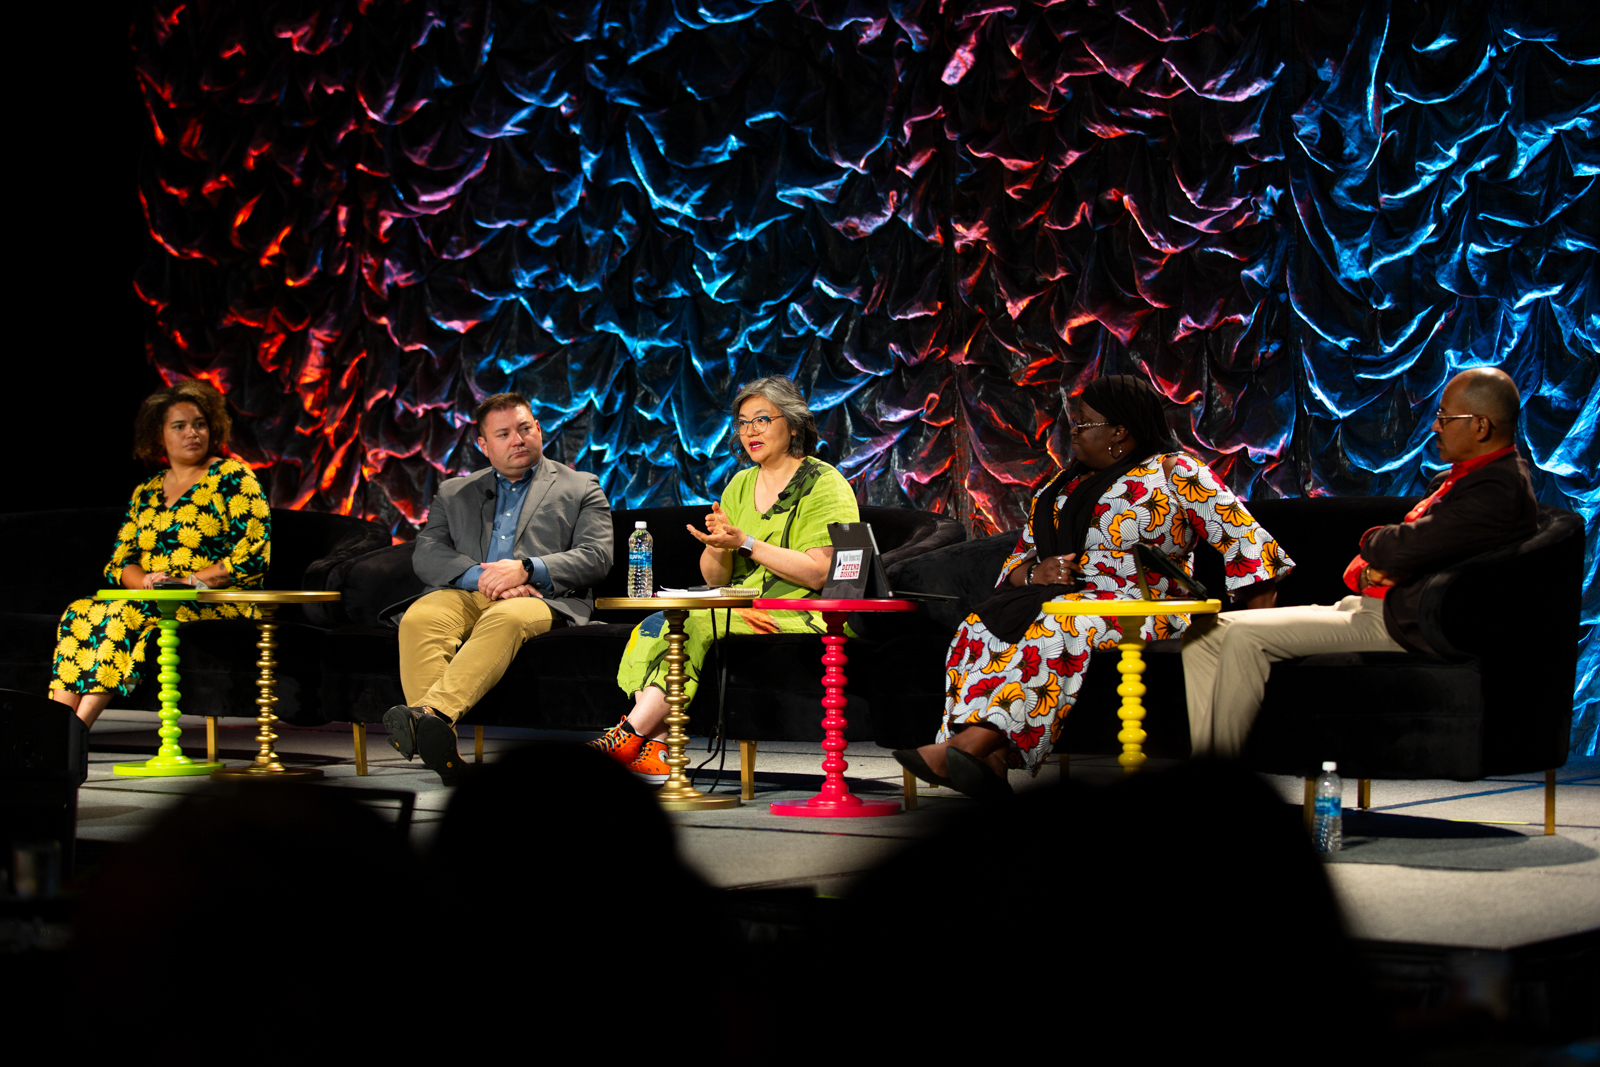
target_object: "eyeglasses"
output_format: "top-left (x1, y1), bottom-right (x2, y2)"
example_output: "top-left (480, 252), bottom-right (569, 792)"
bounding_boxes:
top-left (1433, 410), bottom-right (1487, 425)
top-left (735, 415), bottom-right (782, 435)
top-left (1068, 421), bottom-right (1113, 434)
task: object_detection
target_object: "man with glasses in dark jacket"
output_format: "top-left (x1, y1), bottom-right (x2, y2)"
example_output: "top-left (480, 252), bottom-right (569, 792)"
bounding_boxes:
top-left (1184, 367), bottom-right (1538, 757)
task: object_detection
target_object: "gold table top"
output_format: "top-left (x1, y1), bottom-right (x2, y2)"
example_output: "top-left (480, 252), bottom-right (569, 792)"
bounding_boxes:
top-left (196, 590), bottom-right (341, 603)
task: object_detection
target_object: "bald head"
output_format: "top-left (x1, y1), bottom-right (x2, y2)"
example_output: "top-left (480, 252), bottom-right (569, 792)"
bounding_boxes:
top-left (1450, 368), bottom-right (1520, 439)
top-left (1433, 367), bottom-right (1519, 463)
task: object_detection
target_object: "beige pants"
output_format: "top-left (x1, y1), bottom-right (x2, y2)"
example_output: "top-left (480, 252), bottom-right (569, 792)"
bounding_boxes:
top-left (398, 589), bottom-right (556, 721)
top-left (1182, 595), bottom-right (1403, 758)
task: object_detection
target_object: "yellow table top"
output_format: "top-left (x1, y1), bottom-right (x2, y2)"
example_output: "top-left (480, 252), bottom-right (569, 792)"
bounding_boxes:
top-left (596, 596), bottom-right (753, 610)
top-left (1039, 598), bottom-right (1221, 617)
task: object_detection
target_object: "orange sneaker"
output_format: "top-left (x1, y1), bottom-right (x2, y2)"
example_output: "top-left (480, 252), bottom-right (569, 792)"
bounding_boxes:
top-left (628, 738), bottom-right (672, 784)
top-left (588, 718), bottom-right (643, 766)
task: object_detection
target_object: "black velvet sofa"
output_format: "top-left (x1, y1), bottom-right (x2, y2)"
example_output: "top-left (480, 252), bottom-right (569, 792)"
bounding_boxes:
top-left (866, 498), bottom-right (1583, 810)
top-left (0, 507), bottom-right (388, 736)
top-left (316, 504), bottom-right (966, 785)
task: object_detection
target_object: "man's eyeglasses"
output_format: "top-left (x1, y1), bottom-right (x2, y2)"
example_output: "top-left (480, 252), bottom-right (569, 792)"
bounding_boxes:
top-left (1068, 420), bottom-right (1113, 435)
top-left (1434, 410), bottom-right (1486, 425)
top-left (735, 415), bottom-right (781, 435)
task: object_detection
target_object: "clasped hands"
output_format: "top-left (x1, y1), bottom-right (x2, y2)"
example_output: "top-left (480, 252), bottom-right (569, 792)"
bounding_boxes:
top-left (477, 558), bottom-right (542, 600)
top-left (1361, 565), bottom-right (1396, 589)
top-left (1029, 552), bottom-right (1083, 585)
top-left (687, 501), bottom-right (746, 552)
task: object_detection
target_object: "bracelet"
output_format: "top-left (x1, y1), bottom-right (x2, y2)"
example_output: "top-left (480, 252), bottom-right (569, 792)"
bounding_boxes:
top-left (1025, 562), bottom-right (1040, 585)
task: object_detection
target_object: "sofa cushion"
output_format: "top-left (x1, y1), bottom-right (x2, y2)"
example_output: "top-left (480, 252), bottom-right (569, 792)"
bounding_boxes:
top-left (1245, 651), bottom-right (1486, 779)
top-left (320, 622), bottom-right (637, 731)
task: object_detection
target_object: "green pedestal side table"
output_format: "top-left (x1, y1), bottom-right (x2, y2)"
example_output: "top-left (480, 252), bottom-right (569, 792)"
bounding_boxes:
top-left (95, 589), bottom-right (224, 777)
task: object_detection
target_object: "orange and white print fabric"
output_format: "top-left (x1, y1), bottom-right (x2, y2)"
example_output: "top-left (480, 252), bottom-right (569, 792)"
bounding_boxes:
top-left (937, 453), bottom-right (1294, 772)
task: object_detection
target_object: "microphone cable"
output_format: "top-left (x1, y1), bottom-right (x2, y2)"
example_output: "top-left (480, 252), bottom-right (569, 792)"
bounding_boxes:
top-left (691, 607), bottom-right (732, 792)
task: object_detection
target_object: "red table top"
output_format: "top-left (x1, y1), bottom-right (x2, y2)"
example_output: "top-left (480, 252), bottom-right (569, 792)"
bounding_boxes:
top-left (751, 598), bottom-right (917, 612)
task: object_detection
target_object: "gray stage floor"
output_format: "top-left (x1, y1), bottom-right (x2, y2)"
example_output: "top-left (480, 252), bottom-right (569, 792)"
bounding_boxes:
top-left (78, 709), bottom-right (1600, 952)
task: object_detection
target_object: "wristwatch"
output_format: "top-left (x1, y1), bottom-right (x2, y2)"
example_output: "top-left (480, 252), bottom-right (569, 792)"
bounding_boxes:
top-left (522, 557), bottom-right (535, 577)
top-left (736, 535), bottom-right (756, 558)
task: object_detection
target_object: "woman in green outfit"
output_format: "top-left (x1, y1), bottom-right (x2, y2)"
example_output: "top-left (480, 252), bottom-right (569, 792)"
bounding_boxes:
top-left (592, 377), bottom-right (859, 781)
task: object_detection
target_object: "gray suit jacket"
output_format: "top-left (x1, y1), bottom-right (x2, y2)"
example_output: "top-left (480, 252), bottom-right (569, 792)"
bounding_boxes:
top-left (409, 458), bottom-right (613, 626)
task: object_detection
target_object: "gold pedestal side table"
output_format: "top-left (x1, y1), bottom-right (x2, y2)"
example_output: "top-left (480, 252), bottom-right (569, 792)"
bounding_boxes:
top-left (95, 589), bottom-right (224, 777)
top-left (1039, 597), bottom-right (1221, 773)
top-left (594, 596), bottom-right (752, 811)
top-left (197, 590), bottom-right (340, 781)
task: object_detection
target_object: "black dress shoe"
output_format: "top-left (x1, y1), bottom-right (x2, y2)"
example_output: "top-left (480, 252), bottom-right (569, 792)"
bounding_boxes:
top-left (893, 748), bottom-right (954, 789)
top-left (416, 712), bottom-right (467, 785)
top-left (382, 705), bottom-right (423, 761)
top-left (944, 748), bottom-right (1014, 801)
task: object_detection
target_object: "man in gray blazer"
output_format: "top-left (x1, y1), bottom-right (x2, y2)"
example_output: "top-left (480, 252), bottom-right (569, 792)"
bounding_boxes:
top-left (384, 392), bottom-right (613, 782)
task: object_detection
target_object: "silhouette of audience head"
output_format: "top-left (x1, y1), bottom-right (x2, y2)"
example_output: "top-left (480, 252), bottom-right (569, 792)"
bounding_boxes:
top-left (73, 782), bottom-right (415, 1034)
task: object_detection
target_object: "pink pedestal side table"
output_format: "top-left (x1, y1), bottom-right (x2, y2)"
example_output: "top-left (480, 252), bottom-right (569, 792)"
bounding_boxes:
top-left (752, 598), bottom-right (917, 818)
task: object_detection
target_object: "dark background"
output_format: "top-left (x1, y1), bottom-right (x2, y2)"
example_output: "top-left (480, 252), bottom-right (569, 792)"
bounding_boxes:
top-left (12, 3), bottom-right (162, 517)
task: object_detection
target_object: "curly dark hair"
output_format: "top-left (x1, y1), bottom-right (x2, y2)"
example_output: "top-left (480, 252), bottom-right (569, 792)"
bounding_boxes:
top-left (132, 380), bottom-right (232, 464)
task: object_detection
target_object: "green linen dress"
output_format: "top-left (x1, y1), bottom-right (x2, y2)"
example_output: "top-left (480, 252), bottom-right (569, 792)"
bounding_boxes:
top-left (615, 457), bottom-right (860, 705)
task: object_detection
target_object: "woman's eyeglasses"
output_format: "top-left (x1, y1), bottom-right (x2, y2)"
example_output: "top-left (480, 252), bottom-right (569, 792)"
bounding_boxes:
top-left (1068, 420), bottom-right (1113, 434)
top-left (735, 415), bottom-right (780, 434)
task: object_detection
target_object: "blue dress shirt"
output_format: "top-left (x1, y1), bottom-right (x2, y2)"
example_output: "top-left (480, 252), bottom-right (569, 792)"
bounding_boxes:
top-left (457, 466), bottom-right (552, 593)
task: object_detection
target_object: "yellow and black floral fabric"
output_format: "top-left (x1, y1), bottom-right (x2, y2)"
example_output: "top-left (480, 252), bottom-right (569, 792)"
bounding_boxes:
top-left (50, 457), bottom-right (271, 696)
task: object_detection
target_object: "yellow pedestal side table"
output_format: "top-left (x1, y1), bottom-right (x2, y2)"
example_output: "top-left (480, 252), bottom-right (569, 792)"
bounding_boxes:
top-left (594, 596), bottom-right (752, 811)
top-left (95, 589), bottom-right (224, 777)
top-left (198, 589), bottom-right (340, 781)
top-left (1039, 597), bottom-right (1221, 773)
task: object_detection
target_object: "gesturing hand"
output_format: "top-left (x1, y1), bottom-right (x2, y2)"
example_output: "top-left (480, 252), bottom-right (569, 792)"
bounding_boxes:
top-left (1030, 553), bottom-right (1082, 585)
top-left (687, 501), bottom-right (746, 551)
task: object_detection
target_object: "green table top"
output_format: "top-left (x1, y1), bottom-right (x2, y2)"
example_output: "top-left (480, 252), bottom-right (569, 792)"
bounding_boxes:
top-left (95, 589), bottom-right (200, 601)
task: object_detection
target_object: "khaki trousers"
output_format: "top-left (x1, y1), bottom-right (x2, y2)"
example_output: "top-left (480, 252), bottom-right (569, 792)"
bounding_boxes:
top-left (1182, 595), bottom-right (1403, 758)
top-left (398, 589), bottom-right (556, 722)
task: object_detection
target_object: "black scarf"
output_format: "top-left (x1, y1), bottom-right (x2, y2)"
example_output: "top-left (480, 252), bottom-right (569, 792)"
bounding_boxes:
top-left (970, 453), bottom-right (1150, 644)
top-left (969, 374), bottom-right (1181, 644)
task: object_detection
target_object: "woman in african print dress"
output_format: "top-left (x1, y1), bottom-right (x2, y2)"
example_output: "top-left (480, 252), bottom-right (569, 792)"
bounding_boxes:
top-left (591, 377), bottom-right (859, 783)
top-left (49, 380), bottom-right (271, 729)
top-left (895, 375), bottom-right (1294, 799)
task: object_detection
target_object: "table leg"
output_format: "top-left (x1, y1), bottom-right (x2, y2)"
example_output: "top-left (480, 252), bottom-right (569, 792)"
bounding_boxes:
top-left (771, 612), bottom-right (900, 817)
top-left (1114, 628), bottom-right (1148, 774)
top-left (655, 608), bottom-right (739, 810)
top-left (114, 602), bottom-right (222, 777)
top-left (213, 605), bottom-right (322, 781)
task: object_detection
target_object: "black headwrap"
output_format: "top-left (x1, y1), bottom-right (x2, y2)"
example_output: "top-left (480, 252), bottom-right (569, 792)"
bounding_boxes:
top-left (972, 375), bottom-right (1181, 643)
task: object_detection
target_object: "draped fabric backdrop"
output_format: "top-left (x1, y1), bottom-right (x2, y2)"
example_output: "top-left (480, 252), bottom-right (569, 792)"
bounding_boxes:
top-left (133, 0), bottom-right (1598, 750)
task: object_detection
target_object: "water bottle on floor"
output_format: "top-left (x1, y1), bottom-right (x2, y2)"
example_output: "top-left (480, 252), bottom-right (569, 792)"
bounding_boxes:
top-left (1313, 761), bottom-right (1343, 852)
top-left (627, 521), bottom-right (653, 597)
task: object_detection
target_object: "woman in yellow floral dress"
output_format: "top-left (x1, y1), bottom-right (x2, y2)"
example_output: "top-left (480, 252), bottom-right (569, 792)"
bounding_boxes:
top-left (895, 375), bottom-right (1294, 798)
top-left (48, 380), bottom-right (271, 728)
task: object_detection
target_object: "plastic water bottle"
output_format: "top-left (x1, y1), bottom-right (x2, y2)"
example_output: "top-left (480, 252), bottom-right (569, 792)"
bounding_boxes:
top-left (627, 521), bottom-right (653, 598)
top-left (1313, 761), bottom-right (1343, 852)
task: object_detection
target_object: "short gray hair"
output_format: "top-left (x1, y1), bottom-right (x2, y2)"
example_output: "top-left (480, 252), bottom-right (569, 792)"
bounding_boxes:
top-left (731, 377), bottom-right (819, 459)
